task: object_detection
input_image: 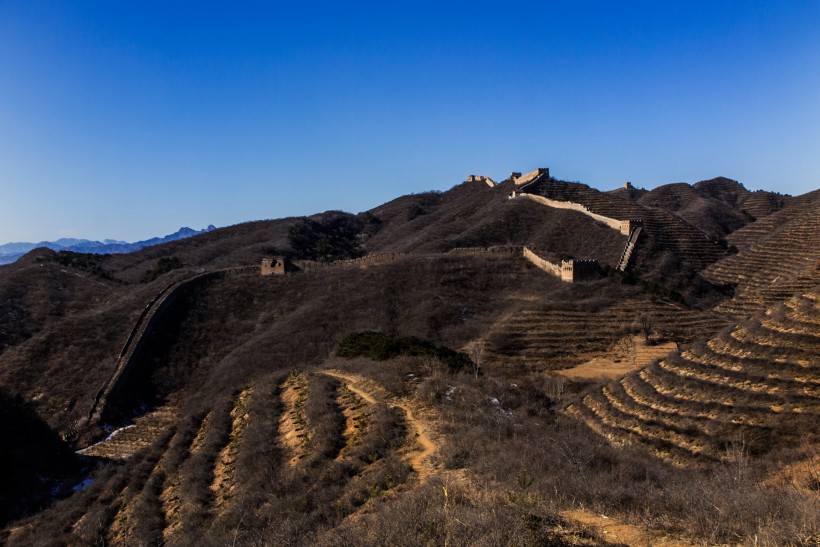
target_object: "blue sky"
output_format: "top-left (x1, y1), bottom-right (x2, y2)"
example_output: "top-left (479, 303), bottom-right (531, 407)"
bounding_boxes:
top-left (1, 1), bottom-right (818, 243)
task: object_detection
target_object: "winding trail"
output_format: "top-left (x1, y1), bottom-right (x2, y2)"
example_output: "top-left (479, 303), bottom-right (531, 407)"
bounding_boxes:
top-left (322, 369), bottom-right (437, 481)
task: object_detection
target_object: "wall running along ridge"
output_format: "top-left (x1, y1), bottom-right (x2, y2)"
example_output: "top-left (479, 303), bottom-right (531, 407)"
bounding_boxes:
top-left (507, 170), bottom-right (642, 272)
top-left (513, 193), bottom-right (625, 232)
top-left (85, 266), bottom-right (256, 428)
top-left (523, 247), bottom-right (562, 277)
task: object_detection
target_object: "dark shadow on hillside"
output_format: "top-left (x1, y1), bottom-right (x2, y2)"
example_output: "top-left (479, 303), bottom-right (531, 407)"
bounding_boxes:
top-left (0, 389), bottom-right (82, 526)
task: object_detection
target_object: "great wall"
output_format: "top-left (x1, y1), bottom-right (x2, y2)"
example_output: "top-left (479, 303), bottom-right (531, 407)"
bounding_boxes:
top-left (78, 167), bottom-right (764, 457)
top-left (78, 167), bottom-right (680, 450)
top-left (15, 169), bottom-right (815, 547)
top-left (261, 167), bottom-right (651, 285)
top-left (83, 266), bottom-right (255, 430)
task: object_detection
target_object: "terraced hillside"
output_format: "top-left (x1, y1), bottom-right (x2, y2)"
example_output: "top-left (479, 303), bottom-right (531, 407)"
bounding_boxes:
top-left (704, 190), bottom-right (820, 317)
top-left (482, 298), bottom-right (730, 373)
top-left (566, 289), bottom-right (820, 468)
top-left (2, 173), bottom-right (817, 545)
top-left (4, 370), bottom-right (416, 546)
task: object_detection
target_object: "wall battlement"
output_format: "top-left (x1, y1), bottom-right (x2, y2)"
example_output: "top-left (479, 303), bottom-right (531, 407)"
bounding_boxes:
top-left (505, 172), bottom-right (644, 272)
top-left (261, 256), bottom-right (289, 275)
top-left (522, 247), bottom-right (599, 283)
top-left (466, 175), bottom-right (497, 187)
top-left (513, 167), bottom-right (549, 186)
top-left (448, 245), bottom-right (523, 255)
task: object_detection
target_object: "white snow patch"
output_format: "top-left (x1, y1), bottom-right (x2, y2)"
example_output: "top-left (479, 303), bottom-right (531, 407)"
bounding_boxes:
top-left (77, 424), bottom-right (135, 454)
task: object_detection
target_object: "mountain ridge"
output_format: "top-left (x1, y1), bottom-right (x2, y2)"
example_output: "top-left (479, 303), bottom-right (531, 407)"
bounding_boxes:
top-left (1, 172), bottom-right (817, 545)
top-left (0, 225), bottom-right (217, 265)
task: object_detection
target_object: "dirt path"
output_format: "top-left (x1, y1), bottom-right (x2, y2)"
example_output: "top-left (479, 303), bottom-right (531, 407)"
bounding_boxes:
top-left (561, 509), bottom-right (693, 546)
top-left (559, 337), bottom-right (677, 379)
top-left (322, 369), bottom-right (436, 481)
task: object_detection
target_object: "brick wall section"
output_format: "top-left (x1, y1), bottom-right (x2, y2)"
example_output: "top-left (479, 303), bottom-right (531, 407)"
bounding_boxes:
top-left (523, 247), bottom-right (599, 283)
top-left (562, 259), bottom-right (599, 282)
top-left (86, 266), bottom-right (255, 426)
top-left (512, 193), bottom-right (624, 231)
top-left (513, 167), bottom-right (550, 186)
top-left (466, 175), bottom-right (497, 187)
top-left (523, 247), bottom-right (562, 277)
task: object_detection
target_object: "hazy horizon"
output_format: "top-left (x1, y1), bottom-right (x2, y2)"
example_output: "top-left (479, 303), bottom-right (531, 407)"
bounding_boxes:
top-left (2, 1), bottom-right (818, 243)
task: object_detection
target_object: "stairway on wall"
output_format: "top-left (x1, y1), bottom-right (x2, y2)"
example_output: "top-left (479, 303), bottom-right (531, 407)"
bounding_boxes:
top-left (616, 226), bottom-right (642, 271)
top-left (565, 290), bottom-right (820, 468)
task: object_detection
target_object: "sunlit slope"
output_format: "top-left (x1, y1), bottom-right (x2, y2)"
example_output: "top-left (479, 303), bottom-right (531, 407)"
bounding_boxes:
top-left (703, 190), bottom-right (820, 317)
top-left (566, 289), bottom-right (820, 468)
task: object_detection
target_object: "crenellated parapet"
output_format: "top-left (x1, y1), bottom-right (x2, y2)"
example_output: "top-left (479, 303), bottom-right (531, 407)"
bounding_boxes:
top-left (466, 175), bottom-right (497, 187)
top-left (561, 258), bottom-right (600, 282)
top-left (522, 246), bottom-right (599, 283)
top-left (512, 167), bottom-right (549, 187)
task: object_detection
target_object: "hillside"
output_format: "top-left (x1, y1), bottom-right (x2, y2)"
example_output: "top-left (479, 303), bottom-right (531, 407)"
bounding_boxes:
top-left (703, 189), bottom-right (820, 317)
top-left (567, 288), bottom-right (820, 467)
top-left (1, 173), bottom-right (818, 545)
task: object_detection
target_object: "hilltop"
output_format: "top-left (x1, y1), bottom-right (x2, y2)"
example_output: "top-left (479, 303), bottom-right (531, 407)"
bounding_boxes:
top-left (0, 171), bottom-right (817, 545)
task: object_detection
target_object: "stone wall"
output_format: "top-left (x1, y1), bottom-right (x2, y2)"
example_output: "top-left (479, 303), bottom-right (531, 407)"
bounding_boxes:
top-left (293, 252), bottom-right (406, 272)
top-left (522, 246), bottom-right (600, 283)
top-left (513, 193), bottom-right (624, 231)
top-left (561, 259), bottom-right (599, 282)
top-left (261, 257), bottom-right (288, 276)
top-left (523, 247), bottom-right (562, 277)
top-left (448, 245), bottom-right (523, 255)
top-left (466, 175), bottom-right (496, 187)
top-left (513, 167), bottom-right (549, 186)
top-left (87, 265), bottom-right (256, 426)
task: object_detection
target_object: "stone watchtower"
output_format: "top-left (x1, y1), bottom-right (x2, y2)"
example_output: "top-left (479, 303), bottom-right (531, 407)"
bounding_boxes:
top-left (261, 256), bottom-right (289, 276)
top-left (561, 259), bottom-right (600, 283)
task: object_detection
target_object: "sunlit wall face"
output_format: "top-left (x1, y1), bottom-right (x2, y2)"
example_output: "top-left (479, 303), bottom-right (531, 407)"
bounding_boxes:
top-left (0, 1), bottom-right (817, 243)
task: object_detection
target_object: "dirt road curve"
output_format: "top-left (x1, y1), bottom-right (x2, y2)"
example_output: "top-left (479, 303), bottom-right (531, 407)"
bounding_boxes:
top-left (322, 369), bottom-right (436, 480)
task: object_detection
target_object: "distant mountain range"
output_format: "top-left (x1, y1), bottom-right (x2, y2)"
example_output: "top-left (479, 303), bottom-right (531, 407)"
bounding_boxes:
top-left (0, 225), bottom-right (216, 265)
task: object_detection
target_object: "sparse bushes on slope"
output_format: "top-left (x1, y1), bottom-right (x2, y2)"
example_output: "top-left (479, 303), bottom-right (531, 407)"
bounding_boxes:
top-left (0, 390), bottom-right (81, 527)
top-left (288, 212), bottom-right (367, 261)
top-left (416, 370), bottom-right (819, 545)
top-left (140, 256), bottom-right (183, 283)
top-left (337, 331), bottom-right (476, 374)
top-left (41, 250), bottom-right (115, 280)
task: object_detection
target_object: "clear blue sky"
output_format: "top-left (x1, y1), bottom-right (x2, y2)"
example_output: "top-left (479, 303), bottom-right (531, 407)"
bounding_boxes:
top-left (1, 1), bottom-right (818, 243)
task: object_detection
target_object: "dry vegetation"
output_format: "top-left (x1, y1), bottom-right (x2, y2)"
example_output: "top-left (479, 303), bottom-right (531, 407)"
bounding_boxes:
top-left (1, 176), bottom-right (818, 545)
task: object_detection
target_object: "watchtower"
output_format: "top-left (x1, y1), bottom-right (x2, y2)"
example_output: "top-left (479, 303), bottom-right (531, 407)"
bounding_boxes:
top-left (561, 259), bottom-right (599, 283)
top-left (261, 256), bottom-right (289, 276)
